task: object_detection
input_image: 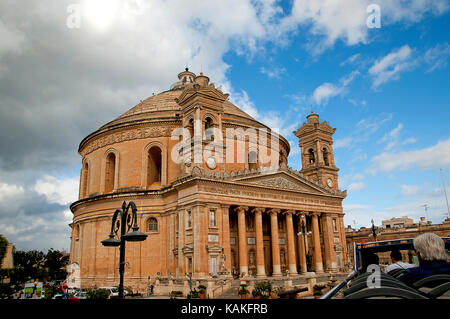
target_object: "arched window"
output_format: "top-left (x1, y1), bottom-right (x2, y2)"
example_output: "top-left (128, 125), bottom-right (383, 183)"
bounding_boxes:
top-left (105, 153), bottom-right (116, 193)
top-left (147, 217), bottom-right (158, 232)
top-left (248, 150), bottom-right (258, 170)
top-left (188, 118), bottom-right (194, 139)
top-left (204, 117), bottom-right (214, 141)
top-left (308, 148), bottom-right (315, 164)
top-left (147, 146), bottom-right (162, 187)
top-left (81, 161), bottom-right (89, 198)
top-left (323, 147), bottom-right (329, 166)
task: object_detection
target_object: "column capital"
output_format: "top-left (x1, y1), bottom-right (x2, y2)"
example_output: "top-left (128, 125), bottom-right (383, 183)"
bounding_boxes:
top-left (311, 212), bottom-right (322, 217)
top-left (283, 209), bottom-right (296, 215)
top-left (250, 207), bottom-right (265, 214)
top-left (267, 208), bottom-right (281, 215)
top-left (234, 206), bottom-right (248, 213)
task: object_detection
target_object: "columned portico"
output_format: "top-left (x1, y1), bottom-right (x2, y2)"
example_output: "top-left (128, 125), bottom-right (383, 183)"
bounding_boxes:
top-left (284, 210), bottom-right (298, 275)
top-left (311, 213), bottom-right (324, 274)
top-left (297, 213), bottom-right (308, 274)
top-left (236, 206), bottom-right (249, 276)
top-left (322, 213), bottom-right (338, 272)
top-left (221, 205), bottom-right (232, 273)
top-left (269, 209), bottom-right (282, 277)
top-left (252, 207), bottom-right (266, 277)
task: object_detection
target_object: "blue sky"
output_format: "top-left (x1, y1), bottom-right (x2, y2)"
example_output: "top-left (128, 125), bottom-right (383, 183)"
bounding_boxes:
top-left (0, 0), bottom-right (449, 251)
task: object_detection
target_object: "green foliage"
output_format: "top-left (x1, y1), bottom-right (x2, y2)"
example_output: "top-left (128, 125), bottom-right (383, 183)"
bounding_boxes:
top-left (197, 284), bottom-right (207, 293)
top-left (44, 249), bottom-right (69, 281)
top-left (11, 249), bottom-right (68, 285)
top-left (238, 284), bottom-right (249, 295)
top-left (0, 283), bottom-right (14, 299)
top-left (86, 288), bottom-right (110, 299)
top-left (43, 286), bottom-right (62, 299)
top-left (253, 281), bottom-right (272, 298)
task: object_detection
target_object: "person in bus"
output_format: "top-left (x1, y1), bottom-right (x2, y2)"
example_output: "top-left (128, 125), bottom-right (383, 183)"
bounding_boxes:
top-left (385, 249), bottom-right (415, 274)
top-left (398, 233), bottom-right (450, 286)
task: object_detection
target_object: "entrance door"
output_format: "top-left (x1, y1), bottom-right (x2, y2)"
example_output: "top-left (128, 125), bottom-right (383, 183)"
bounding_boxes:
top-left (263, 240), bottom-right (272, 275)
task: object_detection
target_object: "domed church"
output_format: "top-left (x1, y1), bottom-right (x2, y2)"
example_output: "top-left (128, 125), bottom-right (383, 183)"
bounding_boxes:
top-left (69, 69), bottom-right (347, 291)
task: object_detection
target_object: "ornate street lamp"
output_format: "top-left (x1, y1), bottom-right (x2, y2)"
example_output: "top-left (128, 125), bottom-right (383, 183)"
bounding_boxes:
top-left (297, 215), bottom-right (313, 272)
top-left (101, 201), bottom-right (148, 299)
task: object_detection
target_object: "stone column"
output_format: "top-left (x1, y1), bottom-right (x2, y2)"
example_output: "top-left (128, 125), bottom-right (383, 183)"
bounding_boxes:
top-left (252, 207), bottom-right (266, 277)
top-left (323, 214), bottom-right (338, 272)
top-left (269, 209), bottom-right (282, 277)
top-left (285, 210), bottom-right (298, 275)
top-left (297, 214), bottom-right (307, 274)
top-left (221, 205), bottom-right (232, 273)
top-left (338, 214), bottom-right (348, 267)
top-left (311, 213), bottom-right (324, 274)
top-left (236, 206), bottom-right (249, 276)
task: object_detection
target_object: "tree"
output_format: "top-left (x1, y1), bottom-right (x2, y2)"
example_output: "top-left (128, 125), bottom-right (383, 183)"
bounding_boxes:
top-left (44, 249), bottom-right (69, 281)
top-left (0, 235), bottom-right (8, 266)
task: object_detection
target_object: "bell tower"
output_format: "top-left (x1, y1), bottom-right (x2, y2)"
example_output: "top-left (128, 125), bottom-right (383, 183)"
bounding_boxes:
top-left (293, 112), bottom-right (339, 189)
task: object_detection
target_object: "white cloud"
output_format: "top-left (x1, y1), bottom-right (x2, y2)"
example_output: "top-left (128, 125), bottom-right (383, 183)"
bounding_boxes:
top-left (424, 42), bottom-right (450, 72)
top-left (312, 70), bottom-right (359, 104)
top-left (369, 138), bottom-right (450, 174)
top-left (379, 123), bottom-right (404, 150)
top-left (229, 90), bottom-right (259, 119)
top-left (279, 0), bottom-right (449, 54)
top-left (0, 181), bottom-right (25, 202)
top-left (401, 184), bottom-right (421, 197)
top-left (33, 175), bottom-right (79, 205)
top-left (260, 66), bottom-right (286, 79)
top-left (340, 53), bottom-right (361, 66)
top-left (348, 181), bottom-right (366, 192)
top-left (369, 45), bottom-right (416, 89)
top-left (334, 137), bottom-right (353, 149)
top-left (402, 137), bottom-right (417, 145)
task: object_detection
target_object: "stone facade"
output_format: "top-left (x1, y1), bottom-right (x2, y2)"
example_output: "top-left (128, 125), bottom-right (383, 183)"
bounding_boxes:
top-left (69, 70), bottom-right (347, 292)
top-left (0, 243), bottom-right (14, 269)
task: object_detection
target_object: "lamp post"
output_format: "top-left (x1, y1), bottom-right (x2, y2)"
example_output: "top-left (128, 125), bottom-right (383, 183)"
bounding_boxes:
top-left (101, 201), bottom-right (148, 299)
top-left (297, 215), bottom-right (313, 272)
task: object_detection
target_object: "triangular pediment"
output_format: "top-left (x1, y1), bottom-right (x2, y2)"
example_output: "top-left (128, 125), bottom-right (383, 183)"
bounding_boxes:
top-left (176, 84), bottom-right (229, 106)
top-left (232, 169), bottom-right (338, 196)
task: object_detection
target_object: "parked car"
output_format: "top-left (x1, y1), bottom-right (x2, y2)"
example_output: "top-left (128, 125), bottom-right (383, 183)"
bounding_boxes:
top-left (72, 291), bottom-right (87, 299)
top-left (99, 286), bottom-right (119, 299)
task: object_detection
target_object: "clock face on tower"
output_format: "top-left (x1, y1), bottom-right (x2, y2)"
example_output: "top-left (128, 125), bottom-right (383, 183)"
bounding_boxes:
top-left (327, 178), bottom-right (333, 187)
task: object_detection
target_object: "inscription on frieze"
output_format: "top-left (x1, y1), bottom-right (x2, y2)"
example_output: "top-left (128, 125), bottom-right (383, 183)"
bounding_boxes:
top-left (201, 186), bottom-right (340, 206)
top-left (81, 126), bottom-right (174, 155)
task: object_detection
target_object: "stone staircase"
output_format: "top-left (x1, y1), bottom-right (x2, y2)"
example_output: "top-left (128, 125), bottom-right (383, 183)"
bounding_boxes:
top-left (213, 279), bottom-right (241, 299)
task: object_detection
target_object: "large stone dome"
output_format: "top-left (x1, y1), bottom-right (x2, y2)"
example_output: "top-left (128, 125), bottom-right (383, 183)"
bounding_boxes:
top-left (79, 69), bottom-right (288, 155)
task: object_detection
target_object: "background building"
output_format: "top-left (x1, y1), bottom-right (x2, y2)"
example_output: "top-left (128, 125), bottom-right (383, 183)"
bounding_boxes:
top-left (345, 217), bottom-right (450, 268)
top-left (69, 70), bottom-right (348, 292)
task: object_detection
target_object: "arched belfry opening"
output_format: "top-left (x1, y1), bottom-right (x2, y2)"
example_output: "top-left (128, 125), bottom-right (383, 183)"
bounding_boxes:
top-left (105, 153), bottom-right (116, 193)
top-left (204, 116), bottom-right (214, 141)
top-left (323, 147), bottom-right (330, 166)
top-left (308, 148), bottom-right (315, 164)
top-left (147, 146), bottom-right (162, 187)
